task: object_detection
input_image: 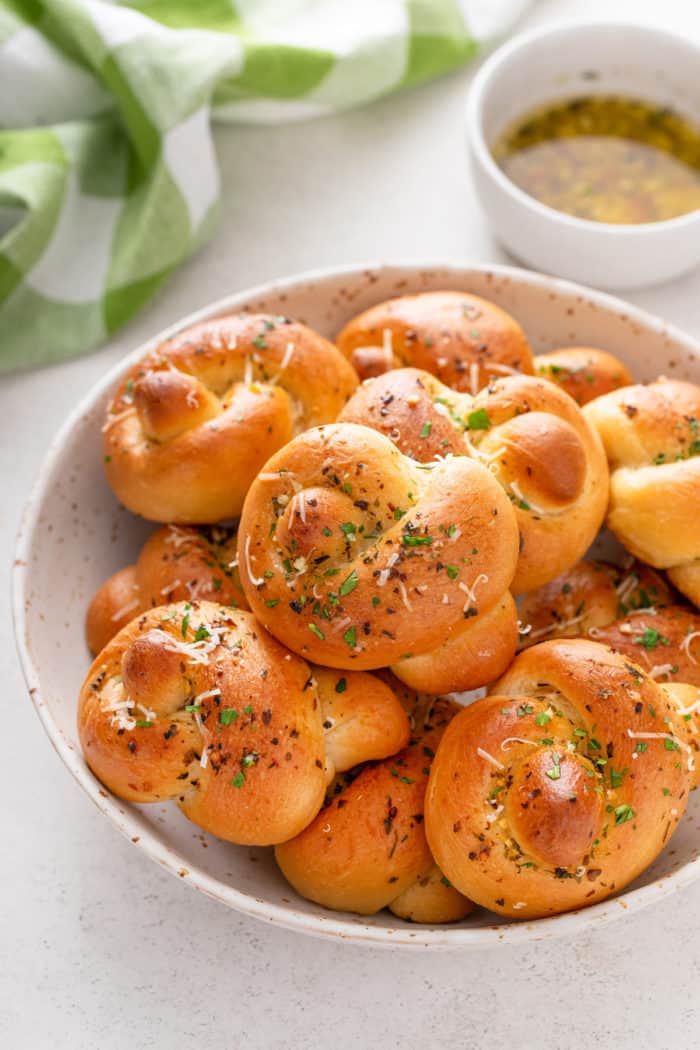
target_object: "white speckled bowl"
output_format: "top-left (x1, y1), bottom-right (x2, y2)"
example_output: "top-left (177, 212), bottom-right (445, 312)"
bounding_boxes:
top-left (467, 21), bottom-right (700, 289)
top-left (13, 263), bottom-right (700, 949)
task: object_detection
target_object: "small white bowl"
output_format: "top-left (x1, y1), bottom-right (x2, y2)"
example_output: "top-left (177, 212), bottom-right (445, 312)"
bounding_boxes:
top-left (13, 263), bottom-right (700, 949)
top-left (467, 21), bottom-right (700, 289)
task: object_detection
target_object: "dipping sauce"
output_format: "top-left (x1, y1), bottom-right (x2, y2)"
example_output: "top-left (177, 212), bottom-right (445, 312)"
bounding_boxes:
top-left (493, 95), bottom-right (700, 224)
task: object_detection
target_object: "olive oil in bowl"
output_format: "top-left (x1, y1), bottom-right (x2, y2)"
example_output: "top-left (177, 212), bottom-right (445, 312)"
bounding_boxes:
top-left (493, 95), bottom-right (700, 224)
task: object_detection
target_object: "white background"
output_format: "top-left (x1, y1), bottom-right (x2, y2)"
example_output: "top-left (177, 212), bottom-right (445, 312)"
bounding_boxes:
top-left (3, 1), bottom-right (700, 1046)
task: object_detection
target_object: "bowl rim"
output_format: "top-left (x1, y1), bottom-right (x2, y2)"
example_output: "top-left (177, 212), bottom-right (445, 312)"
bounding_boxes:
top-left (467, 18), bottom-right (700, 235)
top-left (13, 259), bottom-right (700, 950)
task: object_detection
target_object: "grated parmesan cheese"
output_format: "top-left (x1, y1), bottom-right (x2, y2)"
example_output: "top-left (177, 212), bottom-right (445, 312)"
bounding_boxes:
top-left (244, 535), bottom-right (265, 586)
top-left (164, 526), bottom-right (192, 549)
top-left (648, 664), bottom-right (677, 680)
top-left (377, 552), bottom-right (399, 588)
top-left (469, 362), bottom-right (480, 397)
top-left (528, 612), bottom-right (586, 642)
top-left (110, 598), bottom-right (140, 622)
top-left (459, 573), bottom-right (489, 614)
top-left (477, 746), bottom-right (504, 770)
top-left (398, 580), bottom-right (413, 612)
top-left (626, 728), bottom-right (695, 772)
top-left (510, 480), bottom-right (546, 515)
top-left (101, 407), bottom-right (136, 433)
top-left (681, 631), bottom-right (700, 665)
top-left (500, 737), bottom-right (538, 751)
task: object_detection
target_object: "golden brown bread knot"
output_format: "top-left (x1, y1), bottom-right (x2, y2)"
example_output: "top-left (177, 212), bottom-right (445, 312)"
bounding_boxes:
top-left (78, 602), bottom-right (409, 845)
top-left (237, 422), bottom-right (520, 693)
top-left (86, 524), bottom-right (247, 655)
top-left (518, 560), bottom-right (700, 780)
top-left (339, 369), bottom-right (608, 593)
top-left (425, 639), bottom-right (693, 919)
top-left (590, 606), bottom-right (700, 689)
top-left (275, 681), bottom-right (473, 922)
top-left (336, 291), bottom-right (534, 391)
top-left (103, 314), bottom-right (358, 523)
top-left (584, 379), bottom-right (700, 597)
top-left (518, 558), bottom-right (673, 647)
top-left (536, 347), bottom-right (633, 406)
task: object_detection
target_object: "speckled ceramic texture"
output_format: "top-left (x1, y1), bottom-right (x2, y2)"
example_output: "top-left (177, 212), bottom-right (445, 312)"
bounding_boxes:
top-left (14, 263), bottom-right (700, 949)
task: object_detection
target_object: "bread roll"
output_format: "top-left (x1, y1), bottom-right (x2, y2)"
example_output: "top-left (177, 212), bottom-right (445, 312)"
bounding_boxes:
top-left (103, 314), bottom-right (358, 523)
top-left (340, 369), bottom-right (608, 593)
top-left (336, 291), bottom-right (534, 390)
top-left (86, 524), bottom-right (246, 654)
top-left (536, 347), bottom-right (633, 405)
top-left (237, 422), bottom-right (520, 693)
top-left (276, 687), bottom-right (473, 922)
top-left (518, 558), bottom-right (673, 648)
top-left (584, 379), bottom-right (700, 587)
top-left (78, 602), bottom-right (409, 845)
top-left (425, 639), bottom-right (693, 918)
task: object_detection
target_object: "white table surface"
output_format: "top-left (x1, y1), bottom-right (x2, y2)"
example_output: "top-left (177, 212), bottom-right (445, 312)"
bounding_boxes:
top-left (4, 1), bottom-right (700, 1045)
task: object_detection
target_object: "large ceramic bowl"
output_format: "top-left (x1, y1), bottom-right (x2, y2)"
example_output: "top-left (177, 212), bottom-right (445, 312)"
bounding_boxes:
top-left (14, 263), bottom-right (700, 950)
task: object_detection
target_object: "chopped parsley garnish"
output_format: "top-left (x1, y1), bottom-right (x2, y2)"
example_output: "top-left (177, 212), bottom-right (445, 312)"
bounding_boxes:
top-left (610, 767), bottom-right (629, 788)
top-left (193, 625), bottom-right (210, 642)
top-left (445, 565), bottom-right (459, 580)
top-left (339, 570), bottom-right (359, 597)
top-left (219, 709), bottom-right (238, 726)
top-left (466, 409), bottom-right (491, 431)
top-left (135, 719), bottom-right (153, 728)
top-left (308, 624), bottom-right (325, 640)
top-left (546, 752), bottom-right (561, 780)
top-left (343, 626), bottom-right (357, 648)
top-left (535, 711), bottom-right (551, 726)
top-left (419, 422), bottom-right (432, 438)
top-left (635, 627), bottom-right (669, 650)
top-left (335, 677), bottom-right (347, 694)
top-left (231, 772), bottom-right (245, 789)
top-left (401, 534), bottom-right (433, 547)
top-left (614, 803), bottom-right (635, 825)
top-left (664, 738), bottom-right (681, 751)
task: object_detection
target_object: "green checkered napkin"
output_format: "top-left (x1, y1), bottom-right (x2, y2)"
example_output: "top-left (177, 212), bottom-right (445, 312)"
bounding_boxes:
top-left (0, 0), bottom-right (530, 373)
